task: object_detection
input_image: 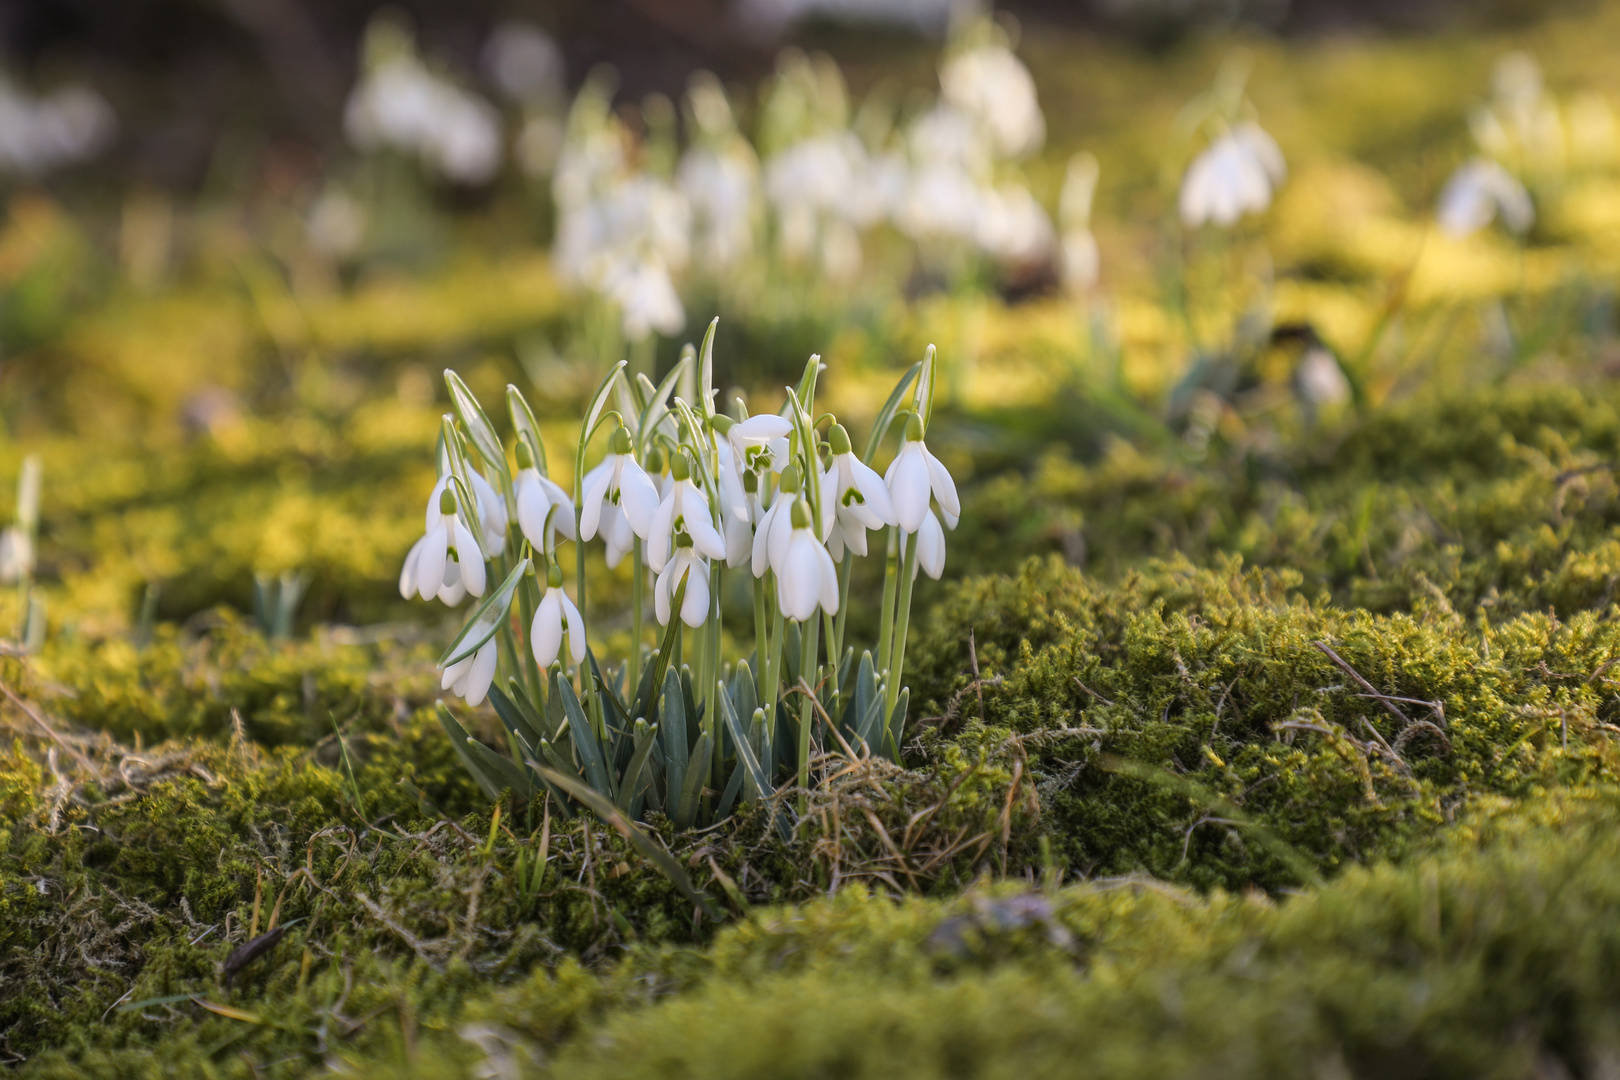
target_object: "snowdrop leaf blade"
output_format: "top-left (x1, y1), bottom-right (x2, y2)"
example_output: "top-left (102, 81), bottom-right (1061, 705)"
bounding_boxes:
top-left (720, 689), bottom-right (770, 806)
top-left (633, 577), bottom-right (687, 720)
top-left (886, 688), bottom-right (909, 763)
top-left (556, 677), bottom-right (614, 798)
top-left (506, 385), bottom-right (549, 475)
top-left (531, 763), bottom-right (721, 921)
top-left (660, 666), bottom-right (688, 822)
top-left (438, 557), bottom-right (529, 668)
top-left (488, 682), bottom-right (543, 749)
top-left (436, 704), bottom-right (505, 802)
top-left (579, 361), bottom-right (628, 482)
top-left (698, 316), bottom-right (718, 417)
top-left (639, 352), bottom-right (691, 450)
top-left (445, 370), bottom-right (509, 480)
top-left (863, 361), bottom-right (922, 463)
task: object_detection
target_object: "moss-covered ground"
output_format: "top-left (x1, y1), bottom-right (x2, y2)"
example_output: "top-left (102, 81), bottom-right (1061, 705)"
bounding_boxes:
top-left (8, 4), bottom-right (1620, 1077)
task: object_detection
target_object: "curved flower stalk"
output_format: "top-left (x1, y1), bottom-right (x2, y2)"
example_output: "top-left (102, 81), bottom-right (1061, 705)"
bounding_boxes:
top-left (401, 480), bottom-right (486, 603)
top-left (531, 563), bottom-right (586, 668)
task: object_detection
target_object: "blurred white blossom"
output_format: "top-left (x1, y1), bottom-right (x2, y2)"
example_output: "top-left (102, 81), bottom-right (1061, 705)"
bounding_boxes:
top-left (0, 77), bottom-right (115, 175)
top-left (1179, 122), bottom-right (1286, 228)
top-left (1436, 158), bottom-right (1534, 238)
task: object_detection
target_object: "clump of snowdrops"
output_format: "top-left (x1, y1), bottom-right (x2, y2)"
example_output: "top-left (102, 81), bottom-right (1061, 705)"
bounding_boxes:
top-left (400, 320), bottom-right (955, 852)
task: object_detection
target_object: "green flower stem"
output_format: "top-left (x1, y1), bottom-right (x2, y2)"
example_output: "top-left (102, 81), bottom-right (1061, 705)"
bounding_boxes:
top-left (753, 568), bottom-right (769, 698)
top-left (518, 571), bottom-right (545, 711)
top-left (876, 527), bottom-right (900, 677)
top-left (822, 608), bottom-right (841, 725)
top-left (795, 614), bottom-right (820, 813)
top-left (629, 540), bottom-right (645, 697)
top-left (832, 550), bottom-right (853, 667)
top-left (885, 530), bottom-right (921, 722)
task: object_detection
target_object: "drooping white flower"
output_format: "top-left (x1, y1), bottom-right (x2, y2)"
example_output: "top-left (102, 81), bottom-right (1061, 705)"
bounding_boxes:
top-left (727, 413), bottom-right (792, 481)
top-left (655, 546), bottom-right (711, 628)
top-left (974, 182), bottom-right (1055, 263)
top-left (0, 527), bottom-right (32, 584)
top-left (1179, 122), bottom-right (1286, 229)
top-left (776, 499), bottom-right (840, 622)
top-left (1059, 152), bottom-right (1101, 295)
top-left (884, 413), bottom-right (960, 535)
top-left (939, 43), bottom-right (1045, 161)
top-left (0, 77), bottom-right (116, 176)
top-left (752, 464), bottom-right (833, 578)
top-left (441, 638), bottom-right (498, 706)
top-left (513, 443), bottom-right (576, 553)
top-left (579, 428), bottom-right (660, 549)
top-left (1436, 158), bottom-right (1534, 238)
top-left (601, 258), bottom-right (686, 342)
top-left (825, 423), bottom-right (897, 560)
top-left (531, 565), bottom-right (586, 669)
top-left (401, 478), bottom-right (486, 603)
top-left (645, 452), bottom-right (728, 573)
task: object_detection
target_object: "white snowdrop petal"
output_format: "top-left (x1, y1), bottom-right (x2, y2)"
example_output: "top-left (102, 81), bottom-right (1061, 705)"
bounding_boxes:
top-left (766, 498), bottom-right (795, 574)
top-left (424, 476), bottom-right (451, 533)
top-left (579, 463), bottom-right (614, 541)
top-left (725, 515), bottom-right (753, 568)
top-left (815, 541), bottom-right (840, 615)
top-left (400, 535), bottom-right (425, 599)
top-left (686, 507), bottom-right (728, 561)
top-left (922, 447), bottom-right (960, 518)
top-left (452, 521), bottom-right (487, 596)
top-left (646, 497), bottom-right (676, 572)
top-left (751, 501), bottom-right (778, 577)
top-left (654, 562), bottom-right (673, 626)
top-left (418, 523), bottom-right (449, 601)
top-left (442, 651), bottom-right (475, 691)
top-left (619, 460), bottom-right (661, 537)
top-left (532, 592), bottom-right (563, 669)
top-left (733, 415), bottom-right (792, 442)
top-left (681, 560), bottom-right (710, 628)
top-left (888, 446), bottom-right (932, 534)
top-left (560, 592), bottom-right (587, 664)
top-left (780, 536), bottom-right (821, 621)
top-left (917, 510), bottom-right (947, 580)
top-left (850, 457), bottom-right (898, 526)
top-left (462, 640), bottom-right (499, 706)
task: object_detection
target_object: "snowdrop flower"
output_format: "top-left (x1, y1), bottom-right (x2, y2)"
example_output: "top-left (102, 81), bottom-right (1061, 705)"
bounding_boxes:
top-left (646, 452), bottom-right (727, 573)
top-left (513, 442), bottom-right (576, 553)
top-left (913, 508), bottom-right (947, 581)
top-left (467, 470), bottom-right (509, 557)
top-left (1179, 122), bottom-right (1286, 229)
top-left (727, 413), bottom-right (792, 486)
top-left (483, 22), bottom-right (565, 106)
top-left (401, 480), bottom-right (486, 603)
top-left (0, 78), bottom-right (116, 176)
top-left (825, 424), bottom-right (897, 560)
top-left (602, 258), bottom-right (685, 342)
top-left (441, 639), bottom-right (498, 707)
top-left (531, 564), bottom-right (586, 669)
top-left (1436, 159), bottom-right (1534, 238)
top-left (580, 427), bottom-right (660, 568)
top-left (752, 464), bottom-right (832, 578)
top-left (975, 182), bottom-right (1055, 263)
top-left (1059, 152), bottom-right (1100, 295)
top-left (940, 44), bottom-right (1045, 160)
top-left (655, 543), bottom-right (710, 628)
top-left (0, 527), bottom-right (32, 583)
top-left (708, 415), bottom-right (752, 523)
top-left (884, 413), bottom-right (960, 535)
top-left (776, 500), bottom-right (840, 622)
top-left (344, 42), bottom-right (502, 185)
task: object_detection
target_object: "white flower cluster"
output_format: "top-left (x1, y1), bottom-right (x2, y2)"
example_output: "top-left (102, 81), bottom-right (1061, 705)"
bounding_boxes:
top-left (343, 16), bottom-right (503, 186)
top-left (401, 337), bottom-right (956, 720)
top-left (1178, 122), bottom-right (1287, 229)
top-left (0, 77), bottom-right (115, 176)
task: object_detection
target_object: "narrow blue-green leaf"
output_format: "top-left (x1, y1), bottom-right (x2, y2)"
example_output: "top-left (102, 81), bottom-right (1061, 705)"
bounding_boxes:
top-left (886, 687), bottom-right (910, 763)
top-left (719, 687), bottom-right (770, 804)
top-left (714, 759), bottom-right (745, 820)
top-left (616, 718), bottom-right (660, 813)
top-left (674, 732), bottom-right (711, 830)
top-left (557, 675), bottom-right (614, 798)
top-left (698, 317), bottom-right (719, 417)
top-left (438, 558), bottom-right (529, 668)
top-left (662, 666), bottom-right (688, 823)
top-left (638, 351), bottom-right (692, 452)
top-left (914, 345), bottom-right (936, 434)
top-left (530, 762), bottom-right (723, 922)
top-left (580, 362), bottom-right (628, 469)
top-left (863, 361), bottom-right (922, 464)
top-left (437, 704), bottom-right (504, 801)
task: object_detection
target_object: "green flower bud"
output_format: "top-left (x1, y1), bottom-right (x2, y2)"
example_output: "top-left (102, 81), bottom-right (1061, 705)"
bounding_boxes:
top-left (610, 427), bottom-right (633, 454)
top-left (779, 463), bottom-right (801, 494)
top-left (904, 411), bottom-right (924, 442)
top-left (515, 441), bottom-right (534, 469)
top-left (743, 469), bottom-right (758, 494)
top-left (645, 444), bottom-right (666, 473)
top-left (710, 413), bottom-right (735, 435)
top-left (547, 562), bottom-right (563, 588)
top-left (438, 488), bottom-right (457, 515)
top-left (790, 498), bottom-right (813, 530)
top-left (828, 423), bottom-right (852, 455)
top-left (670, 451), bottom-right (691, 481)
